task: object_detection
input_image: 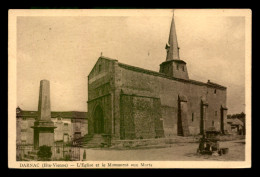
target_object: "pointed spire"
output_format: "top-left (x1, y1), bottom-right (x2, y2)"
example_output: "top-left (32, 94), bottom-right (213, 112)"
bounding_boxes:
top-left (166, 11), bottom-right (180, 61)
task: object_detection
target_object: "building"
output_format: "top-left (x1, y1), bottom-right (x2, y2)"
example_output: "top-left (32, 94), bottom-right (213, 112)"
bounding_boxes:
top-left (87, 14), bottom-right (228, 140)
top-left (227, 118), bottom-right (244, 135)
top-left (16, 107), bottom-right (88, 145)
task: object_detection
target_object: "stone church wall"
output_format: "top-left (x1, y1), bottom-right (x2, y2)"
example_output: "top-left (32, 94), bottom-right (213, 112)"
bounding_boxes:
top-left (87, 57), bottom-right (227, 139)
top-left (117, 63), bottom-right (227, 137)
top-left (87, 95), bottom-right (112, 135)
top-left (120, 94), bottom-right (163, 139)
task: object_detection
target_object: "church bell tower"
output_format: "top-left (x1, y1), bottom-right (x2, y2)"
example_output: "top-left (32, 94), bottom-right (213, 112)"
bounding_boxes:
top-left (159, 11), bottom-right (189, 80)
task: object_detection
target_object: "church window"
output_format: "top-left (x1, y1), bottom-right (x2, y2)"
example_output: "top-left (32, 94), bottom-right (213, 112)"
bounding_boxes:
top-left (214, 89), bottom-right (217, 94)
top-left (98, 64), bottom-right (102, 72)
top-left (212, 121), bottom-right (215, 126)
top-left (182, 66), bottom-right (185, 71)
top-left (63, 123), bottom-right (69, 131)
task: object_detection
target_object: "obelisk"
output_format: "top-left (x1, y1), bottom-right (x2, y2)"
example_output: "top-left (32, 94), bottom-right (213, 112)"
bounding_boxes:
top-left (32, 80), bottom-right (56, 149)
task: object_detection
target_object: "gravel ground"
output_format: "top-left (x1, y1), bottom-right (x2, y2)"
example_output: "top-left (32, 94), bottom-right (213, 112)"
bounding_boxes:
top-left (81, 139), bottom-right (245, 161)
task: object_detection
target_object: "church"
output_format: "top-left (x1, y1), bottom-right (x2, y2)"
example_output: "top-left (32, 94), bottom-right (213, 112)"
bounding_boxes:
top-left (87, 14), bottom-right (228, 140)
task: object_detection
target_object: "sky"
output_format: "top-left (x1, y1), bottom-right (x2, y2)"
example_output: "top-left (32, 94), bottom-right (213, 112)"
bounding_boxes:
top-left (16, 10), bottom-right (246, 114)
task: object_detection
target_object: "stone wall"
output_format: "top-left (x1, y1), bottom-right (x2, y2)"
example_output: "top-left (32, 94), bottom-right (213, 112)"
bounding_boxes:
top-left (117, 62), bottom-right (227, 137)
top-left (120, 94), bottom-right (164, 140)
top-left (87, 95), bottom-right (112, 135)
top-left (87, 57), bottom-right (227, 140)
top-left (120, 95), bottom-right (135, 139)
top-left (88, 57), bottom-right (114, 136)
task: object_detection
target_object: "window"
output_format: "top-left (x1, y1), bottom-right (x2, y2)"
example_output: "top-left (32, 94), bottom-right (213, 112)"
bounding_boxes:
top-left (74, 121), bottom-right (81, 132)
top-left (192, 113), bottom-right (194, 122)
top-left (21, 133), bottom-right (27, 142)
top-left (214, 89), bottom-right (217, 94)
top-left (182, 66), bottom-right (185, 72)
top-left (63, 123), bottom-right (69, 131)
top-left (98, 64), bottom-right (102, 72)
top-left (63, 133), bottom-right (69, 143)
top-left (21, 121), bottom-right (28, 129)
top-left (212, 121), bottom-right (215, 126)
top-left (177, 64), bottom-right (179, 70)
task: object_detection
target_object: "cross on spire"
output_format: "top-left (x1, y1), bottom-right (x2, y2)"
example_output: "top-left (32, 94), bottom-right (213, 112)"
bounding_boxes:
top-left (166, 10), bottom-right (180, 61)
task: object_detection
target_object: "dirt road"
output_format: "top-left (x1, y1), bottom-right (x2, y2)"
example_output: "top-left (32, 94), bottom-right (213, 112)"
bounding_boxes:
top-left (81, 139), bottom-right (245, 161)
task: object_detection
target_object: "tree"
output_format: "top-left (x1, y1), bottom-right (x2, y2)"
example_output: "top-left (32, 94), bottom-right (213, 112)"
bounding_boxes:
top-left (37, 145), bottom-right (52, 161)
top-left (83, 149), bottom-right (86, 160)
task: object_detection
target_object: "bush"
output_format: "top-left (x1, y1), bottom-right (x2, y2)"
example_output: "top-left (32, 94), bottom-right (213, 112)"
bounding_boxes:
top-left (37, 145), bottom-right (52, 161)
top-left (64, 154), bottom-right (71, 161)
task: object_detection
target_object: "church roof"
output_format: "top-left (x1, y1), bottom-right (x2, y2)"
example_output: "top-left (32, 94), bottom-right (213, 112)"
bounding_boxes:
top-left (207, 80), bottom-right (226, 88)
top-left (117, 62), bottom-right (226, 90)
top-left (166, 11), bottom-right (180, 61)
top-left (160, 59), bottom-right (186, 65)
top-left (99, 56), bottom-right (118, 62)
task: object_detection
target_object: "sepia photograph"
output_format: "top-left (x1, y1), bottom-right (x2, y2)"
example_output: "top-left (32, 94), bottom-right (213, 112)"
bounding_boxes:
top-left (8, 9), bottom-right (251, 168)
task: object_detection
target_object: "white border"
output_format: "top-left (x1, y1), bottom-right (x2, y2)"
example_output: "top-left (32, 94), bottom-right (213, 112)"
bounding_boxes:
top-left (8, 9), bottom-right (252, 169)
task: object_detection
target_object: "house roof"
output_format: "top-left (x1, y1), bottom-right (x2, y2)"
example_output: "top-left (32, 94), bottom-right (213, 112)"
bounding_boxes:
top-left (16, 107), bottom-right (87, 119)
top-left (51, 111), bottom-right (87, 118)
top-left (227, 118), bottom-right (244, 126)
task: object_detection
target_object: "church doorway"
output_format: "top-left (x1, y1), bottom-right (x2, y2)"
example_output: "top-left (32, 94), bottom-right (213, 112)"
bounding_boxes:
top-left (93, 105), bottom-right (104, 134)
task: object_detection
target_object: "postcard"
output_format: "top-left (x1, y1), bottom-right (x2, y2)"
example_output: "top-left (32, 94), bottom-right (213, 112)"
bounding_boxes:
top-left (8, 9), bottom-right (251, 168)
